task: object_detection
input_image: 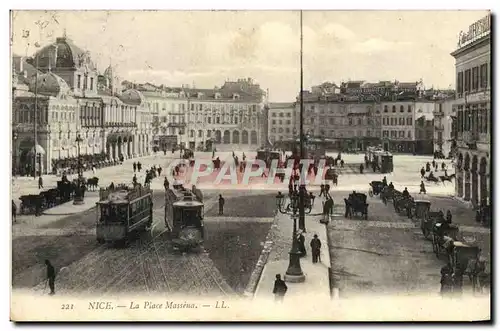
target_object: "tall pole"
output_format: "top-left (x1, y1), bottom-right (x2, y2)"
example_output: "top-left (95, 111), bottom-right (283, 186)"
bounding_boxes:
top-left (298, 10), bottom-right (306, 232)
top-left (33, 53), bottom-right (39, 179)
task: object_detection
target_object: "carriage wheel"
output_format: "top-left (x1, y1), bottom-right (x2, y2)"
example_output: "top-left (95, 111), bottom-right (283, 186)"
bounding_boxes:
top-left (368, 189), bottom-right (373, 197)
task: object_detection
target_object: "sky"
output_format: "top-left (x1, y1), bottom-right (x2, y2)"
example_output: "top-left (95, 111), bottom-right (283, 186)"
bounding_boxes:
top-left (11, 10), bottom-right (489, 102)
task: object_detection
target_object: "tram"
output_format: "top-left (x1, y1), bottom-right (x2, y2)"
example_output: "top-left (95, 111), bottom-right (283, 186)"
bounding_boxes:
top-left (96, 184), bottom-right (153, 246)
top-left (365, 146), bottom-right (394, 174)
top-left (165, 188), bottom-right (205, 251)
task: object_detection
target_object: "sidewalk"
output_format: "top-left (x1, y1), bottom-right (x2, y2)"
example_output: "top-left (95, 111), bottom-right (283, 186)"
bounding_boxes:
top-left (253, 194), bottom-right (331, 304)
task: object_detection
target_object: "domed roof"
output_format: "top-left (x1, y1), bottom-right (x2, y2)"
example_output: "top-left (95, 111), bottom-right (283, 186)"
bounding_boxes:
top-left (104, 65), bottom-right (114, 78)
top-left (119, 89), bottom-right (146, 106)
top-left (33, 36), bottom-right (96, 71)
top-left (29, 72), bottom-right (71, 97)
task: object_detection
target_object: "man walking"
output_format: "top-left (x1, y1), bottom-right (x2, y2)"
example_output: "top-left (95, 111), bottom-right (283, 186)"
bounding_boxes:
top-left (38, 176), bottom-right (43, 189)
top-left (310, 234), bottom-right (322, 263)
top-left (12, 200), bottom-right (17, 223)
top-left (45, 259), bottom-right (56, 295)
top-left (133, 162), bottom-right (137, 172)
top-left (272, 274), bottom-right (288, 302)
top-left (218, 194), bottom-right (225, 215)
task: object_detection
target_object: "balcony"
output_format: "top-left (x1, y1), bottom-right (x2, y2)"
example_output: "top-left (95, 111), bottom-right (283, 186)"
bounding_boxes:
top-left (168, 122), bottom-right (187, 128)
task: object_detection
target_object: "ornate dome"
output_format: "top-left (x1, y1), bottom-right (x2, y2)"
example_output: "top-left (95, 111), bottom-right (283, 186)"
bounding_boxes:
top-left (104, 65), bottom-right (114, 78)
top-left (119, 89), bottom-right (146, 106)
top-left (29, 72), bottom-right (71, 97)
top-left (32, 36), bottom-right (96, 71)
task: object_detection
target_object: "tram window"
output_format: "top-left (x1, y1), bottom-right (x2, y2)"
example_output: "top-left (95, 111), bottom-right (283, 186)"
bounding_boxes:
top-left (183, 209), bottom-right (201, 227)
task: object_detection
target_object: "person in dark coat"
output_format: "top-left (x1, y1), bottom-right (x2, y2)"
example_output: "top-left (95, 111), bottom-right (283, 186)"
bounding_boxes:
top-left (132, 174), bottom-right (138, 185)
top-left (323, 197), bottom-right (334, 222)
top-left (297, 232), bottom-right (306, 257)
top-left (273, 274), bottom-right (287, 302)
top-left (426, 162), bottom-right (431, 172)
top-left (325, 184), bottom-right (331, 199)
top-left (319, 184), bottom-right (325, 197)
top-left (164, 177), bottom-right (169, 190)
top-left (12, 200), bottom-right (17, 223)
top-left (442, 162), bottom-right (446, 171)
top-left (359, 163), bottom-right (364, 174)
top-left (158, 166), bottom-right (162, 177)
top-left (218, 194), bottom-right (225, 215)
top-left (38, 176), bottom-right (43, 189)
top-left (446, 210), bottom-right (453, 224)
top-left (310, 234), bottom-right (322, 263)
top-left (420, 167), bottom-right (426, 178)
top-left (382, 176), bottom-right (387, 187)
top-left (137, 162), bottom-right (142, 172)
top-left (340, 159), bottom-right (344, 168)
top-left (402, 187), bottom-right (410, 198)
top-left (419, 181), bottom-right (426, 194)
top-left (45, 259), bottom-right (56, 295)
top-left (388, 182), bottom-right (394, 190)
top-left (133, 162), bottom-right (137, 172)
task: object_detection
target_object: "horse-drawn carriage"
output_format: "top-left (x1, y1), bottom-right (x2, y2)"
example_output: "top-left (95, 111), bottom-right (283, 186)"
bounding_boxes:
top-left (344, 192), bottom-right (368, 220)
top-left (182, 149), bottom-right (194, 159)
top-left (393, 193), bottom-right (415, 218)
top-left (325, 168), bottom-right (338, 185)
top-left (368, 181), bottom-right (385, 197)
top-left (451, 243), bottom-right (488, 293)
top-left (421, 210), bottom-right (444, 239)
top-left (431, 222), bottom-right (460, 258)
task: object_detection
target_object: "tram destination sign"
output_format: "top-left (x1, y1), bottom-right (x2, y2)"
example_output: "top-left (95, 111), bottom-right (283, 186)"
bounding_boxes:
top-left (457, 14), bottom-right (491, 49)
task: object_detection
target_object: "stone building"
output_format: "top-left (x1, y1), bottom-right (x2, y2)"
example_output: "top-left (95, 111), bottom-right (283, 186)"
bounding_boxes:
top-left (451, 14), bottom-right (491, 207)
top-left (268, 102), bottom-right (296, 144)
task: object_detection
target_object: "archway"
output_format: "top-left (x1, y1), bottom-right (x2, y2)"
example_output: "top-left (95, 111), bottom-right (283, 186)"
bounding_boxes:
top-left (223, 130), bottom-right (231, 144)
top-left (250, 130), bottom-right (258, 145)
top-left (18, 138), bottom-right (34, 176)
top-left (241, 130), bottom-right (249, 144)
top-left (215, 130), bottom-right (222, 144)
top-left (232, 131), bottom-right (240, 144)
top-left (479, 157), bottom-right (488, 205)
top-left (471, 155), bottom-right (478, 206)
top-left (464, 153), bottom-right (471, 201)
top-left (457, 153), bottom-right (464, 197)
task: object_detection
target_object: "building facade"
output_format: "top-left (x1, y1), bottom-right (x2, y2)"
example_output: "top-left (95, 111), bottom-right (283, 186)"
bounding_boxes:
top-left (268, 102), bottom-right (296, 144)
top-left (451, 14), bottom-right (491, 207)
top-left (433, 98), bottom-right (456, 158)
top-left (294, 80), bottom-right (442, 153)
top-left (12, 35), bottom-right (153, 176)
top-left (134, 78), bottom-right (267, 151)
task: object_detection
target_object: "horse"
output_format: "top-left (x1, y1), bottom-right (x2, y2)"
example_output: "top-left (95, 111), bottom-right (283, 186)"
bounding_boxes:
top-left (439, 173), bottom-right (456, 184)
top-left (424, 175), bottom-right (439, 183)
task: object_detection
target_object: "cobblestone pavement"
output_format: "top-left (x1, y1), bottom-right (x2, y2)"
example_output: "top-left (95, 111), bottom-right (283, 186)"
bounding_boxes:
top-left (13, 188), bottom-right (275, 297)
top-left (326, 190), bottom-right (490, 298)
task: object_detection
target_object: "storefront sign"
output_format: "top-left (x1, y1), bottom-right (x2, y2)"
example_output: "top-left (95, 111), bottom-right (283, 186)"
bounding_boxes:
top-left (458, 14), bottom-right (491, 49)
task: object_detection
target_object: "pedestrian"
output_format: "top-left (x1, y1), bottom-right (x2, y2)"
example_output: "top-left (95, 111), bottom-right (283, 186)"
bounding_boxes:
top-left (446, 210), bottom-right (453, 224)
top-left (319, 184), bottom-right (325, 197)
top-left (297, 231), bottom-right (306, 257)
top-left (38, 176), bottom-right (43, 189)
top-left (45, 259), bottom-right (56, 295)
top-left (442, 162), bottom-right (446, 171)
top-left (137, 162), bottom-right (142, 172)
top-left (12, 200), bottom-right (17, 223)
top-left (132, 174), bottom-right (137, 186)
top-left (133, 162), bottom-right (137, 172)
top-left (359, 163), bottom-right (364, 174)
top-left (310, 234), bottom-right (322, 263)
top-left (403, 187), bottom-right (410, 198)
top-left (420, 167), bottom-right (425, 178)
top-left (382, 176), bottom-right (387, 187)
top-left (218, 194), bottom-right (225, 215)
top-left (158, 166), bottom-right (162, 177)
top-left (325, 184), bottom-right (331, 199)
top-left (340, 159), bottom-right (344, 168)
top-left (164, 177), bottom-right (169, 190)
top-left (272, 274), bottom-right (288, 302)
top-left (212, 149), bottom-right (215, 159)
top-left (419, 181), bottom-right (426, 194)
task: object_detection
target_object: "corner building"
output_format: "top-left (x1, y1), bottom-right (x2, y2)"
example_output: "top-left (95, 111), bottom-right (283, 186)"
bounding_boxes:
top-left (451, 14), bottom-right (491, 207)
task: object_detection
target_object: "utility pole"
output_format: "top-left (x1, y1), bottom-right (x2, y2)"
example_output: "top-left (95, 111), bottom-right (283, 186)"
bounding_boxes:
top-left (33, 43), bottom-right (40, 179)
top-left (298, 10), bottom-right (306, 232)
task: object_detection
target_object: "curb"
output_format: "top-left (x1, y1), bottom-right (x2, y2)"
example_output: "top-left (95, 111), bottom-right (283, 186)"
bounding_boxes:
top-left (242, 213), bottom-right (279, 298)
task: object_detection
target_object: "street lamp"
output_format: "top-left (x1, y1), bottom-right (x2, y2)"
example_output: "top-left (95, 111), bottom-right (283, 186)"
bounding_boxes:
top-left (73, 133), bottom-right (84, 205)
top-left (12, 131), bottom-right (18, 177)
top-left (275, 190), bottom-right (315, 283)
top-left (179, 128), bottom-right (184, 159)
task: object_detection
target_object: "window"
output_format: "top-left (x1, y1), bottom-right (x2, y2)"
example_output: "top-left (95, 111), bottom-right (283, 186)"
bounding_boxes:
top-left (366, 130), bottom-right (371, 137)
top-left (472, 66), bottom-right (479, 90)
top-left (357, 118), bottom-right (362, 125)
top-left (198, 130), bottom-right (202, 137)
top-left (406, 117), bottom-right (413, 126)
top-left (407, 105), bottom-right (412, 113)
top-left (348, 118), bottom-right (353, 125)
top-left (329, 118), bottom-right (334, 125)
top-left (279, 113), bottom-right (284, 117)
top-left (279, 120), bottom-right (282, 125)
top-left (190, 130), bottom-right (194, 138)
top-left (285, 128), bottom-right (290, 133)
top-left (391, 130), bottom-right (397, 138)
top-left (310, 118), bottom-right (314, 124)
top-left (90, 77), bottom-right (94, 90)
top-left (408, 131), bottom-right (412, 139)
top-left (457, 71), bottom-right (464, 95)
top-left (357, 130), bottom-right (363, 137)
top-left (464, 69), bottom-right (471, 93)
top-left (480, 63), bottom-right (488, 88)
top-left (77, 75), bottom-right (81, 89)
top-left (286, 120), bottom-right (291, 125)
top-left (207, 117), bottom-right (211, 124)
top-left (278, 128), bottom-right (284, 133)
top-left (399, 118), bottom-right (404, 125)
top-left (384, 105), bottom-right (388, 113)
top-left (272, 120), bottom-right (276, 125)
top-left (382, 118), bottom-right (386, 125)
top-left (216, 117), bottom-right (220, 124)
top-left (400, 105), bottom-right (404, 112)
top-left (383, 130), bottom-right (389, 138)
top-left (392, 106), bottom-right (396, 113)
top-left (272, 113), bottom-right (276, 117)
top-left (390, 118), bottom-right (394, 125)
top-left (271, 128), bottom-right (276, 133)
top-left (399, 131), bottom-right (404, 138)
top-left (286, 113), bottom-right (291, 117)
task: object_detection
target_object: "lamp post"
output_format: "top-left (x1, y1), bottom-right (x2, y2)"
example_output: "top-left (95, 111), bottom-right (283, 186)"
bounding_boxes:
top-left (179, 128), bottom-right (184, 159)
top-left (13, 131), bottom-right (18, 177)
top-left (297, 10), bottom-right (307, 232)
top-left (276, 190), bottom-right (315, 283)
top-left (73, 133), bottom-right (84, 205)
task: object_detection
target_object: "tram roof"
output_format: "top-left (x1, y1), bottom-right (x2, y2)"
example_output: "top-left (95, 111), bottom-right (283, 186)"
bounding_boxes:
top-left (98, 184), bottom-right (152, 203)
top-left (173, 200), bottom-right (204, 207)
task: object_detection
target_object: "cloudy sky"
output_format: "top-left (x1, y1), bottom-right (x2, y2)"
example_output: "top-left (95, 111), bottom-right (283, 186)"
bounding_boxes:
top-left (11, 10), bottom-right (488, 101)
